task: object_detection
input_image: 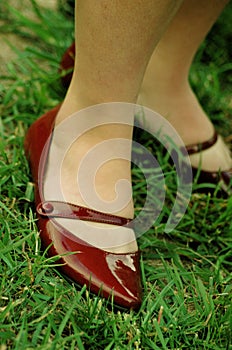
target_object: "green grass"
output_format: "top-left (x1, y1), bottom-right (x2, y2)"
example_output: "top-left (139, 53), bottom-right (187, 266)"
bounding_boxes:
top-left (0, 1), bottom-right (232, 349)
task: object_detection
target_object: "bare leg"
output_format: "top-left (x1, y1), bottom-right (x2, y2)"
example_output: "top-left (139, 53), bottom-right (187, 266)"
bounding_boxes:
top-left (44, 0), bottom-right (183, 252)
top-left (138, 0), bottom-right (231, 171)
top-left (58, 0), bottom-right (183, 119)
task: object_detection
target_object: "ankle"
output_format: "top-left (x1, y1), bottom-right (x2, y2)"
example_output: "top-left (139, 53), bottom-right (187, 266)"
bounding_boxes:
top-left (138, 81), bottom-right (214, 145)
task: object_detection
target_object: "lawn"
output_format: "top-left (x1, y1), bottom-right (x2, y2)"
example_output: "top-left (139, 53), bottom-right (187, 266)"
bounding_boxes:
top-left (0, 1), bottom-right (232, 349)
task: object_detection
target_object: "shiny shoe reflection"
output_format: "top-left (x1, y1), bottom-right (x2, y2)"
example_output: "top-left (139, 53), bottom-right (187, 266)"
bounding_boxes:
top-left (24, 106), bottom-right (142, 310)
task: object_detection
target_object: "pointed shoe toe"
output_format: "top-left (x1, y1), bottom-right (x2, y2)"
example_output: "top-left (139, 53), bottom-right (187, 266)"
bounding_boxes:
top-left (24, 106), bottom-right (142, 310)
top-left (39, 218), bottom-right (142, 309)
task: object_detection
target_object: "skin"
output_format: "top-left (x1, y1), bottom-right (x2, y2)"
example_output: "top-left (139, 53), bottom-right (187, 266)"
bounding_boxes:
top-left (139, 0), bottom-right (230, 144)
top-left (45, 0), bottom-right (231, 253)
top-left (57, 0), bottom-right (183, 119)
top-left (138, 0), bottom-right (231, 171)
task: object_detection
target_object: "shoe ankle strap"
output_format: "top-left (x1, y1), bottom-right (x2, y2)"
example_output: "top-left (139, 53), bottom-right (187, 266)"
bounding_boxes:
top-left (184, 130), bottom-right (218, 155)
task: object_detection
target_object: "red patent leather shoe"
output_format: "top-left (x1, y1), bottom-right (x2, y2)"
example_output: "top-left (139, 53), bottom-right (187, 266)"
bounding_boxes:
top-left (185, 131), bottom-right (232, 195)
top-left (24, 106), bottom-right (142, 310)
